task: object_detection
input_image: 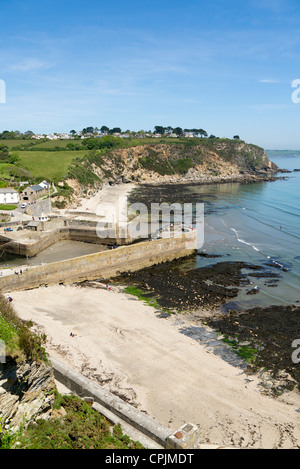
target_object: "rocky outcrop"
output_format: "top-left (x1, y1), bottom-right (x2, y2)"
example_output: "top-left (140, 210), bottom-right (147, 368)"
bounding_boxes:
top-left (62, 140), bottom-right (280, 202)
top-left (0, 357), bottom-right (56, 433)
top-left (96, 142), bottom-right (276, 184)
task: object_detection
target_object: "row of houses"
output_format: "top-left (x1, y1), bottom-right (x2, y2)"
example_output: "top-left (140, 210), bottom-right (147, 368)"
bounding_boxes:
top-left (30, 131), bottom-right (196, 140)
top-left (0, 180), bottom-right (50, 205)
top-left (31, 133), bottom-right (72, 140)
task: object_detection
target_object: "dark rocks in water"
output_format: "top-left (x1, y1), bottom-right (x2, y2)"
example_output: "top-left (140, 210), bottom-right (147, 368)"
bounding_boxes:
top-left (110, 254), bottom-right (292, 312)
top-left (264, 279), bottom-right (279, 288)
top-left (197, 252), bottom-right (222, 258)
top-left (110, 259), bottom-right (267, 311)
top-left (264, 259), bottom-right (293, 272)
top-left (248, 272), bottom-right (281, 279)
top-left (205, 305), bottom-right (300, 387)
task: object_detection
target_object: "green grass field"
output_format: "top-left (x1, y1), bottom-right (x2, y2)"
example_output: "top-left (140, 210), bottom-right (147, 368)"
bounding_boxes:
top-left (0, 139), bottom-right (34, 149)
top-left (18, 150), bottom-right (90, 180)
top-left (32, 140), bottom-right (79, 149)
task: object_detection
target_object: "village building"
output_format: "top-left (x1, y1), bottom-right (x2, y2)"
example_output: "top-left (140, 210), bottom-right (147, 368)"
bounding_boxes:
top-left (38, 212), bottom-right (49, 222)
top-left (0, 188), bottom-right (20, 205)
top-left (25, 220), bottom-right (43, 231)
top-left (20, 181), bottom-right (50, 203)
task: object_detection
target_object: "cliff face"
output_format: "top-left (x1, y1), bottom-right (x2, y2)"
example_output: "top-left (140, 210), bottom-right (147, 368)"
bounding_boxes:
top-left (84, 140), bottom-right (275, 184)
top-left (0, 357), bottom-right (56, 433)
top-left (57, 139), bottom-right (278, 205)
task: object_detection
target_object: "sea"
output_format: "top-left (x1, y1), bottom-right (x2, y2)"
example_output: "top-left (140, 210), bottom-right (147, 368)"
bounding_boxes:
top-left (181, 155), bottom-right (300, 309)
top-left (0, 155), bottom-right (298, 310)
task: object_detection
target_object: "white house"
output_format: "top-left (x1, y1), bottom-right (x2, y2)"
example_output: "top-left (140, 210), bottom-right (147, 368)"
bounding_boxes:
top-left (46, 134), bottom-right (59, 140)
top-left (39, 180), bottom-right (50, 190)
top-left (38, 212), bottom-right (49, 222)
top-left (0, 188), bottom-right (19, 205)
top-left (31, 134), bottom-right (45, 140)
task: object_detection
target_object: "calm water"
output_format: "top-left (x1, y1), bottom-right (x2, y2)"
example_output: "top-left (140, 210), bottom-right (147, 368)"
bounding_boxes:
top-left (189, 156), bottom-right (300, 308)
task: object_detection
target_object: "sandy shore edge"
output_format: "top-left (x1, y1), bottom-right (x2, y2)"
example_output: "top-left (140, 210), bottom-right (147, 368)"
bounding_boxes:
top-left (10, 282), bottom-right (300, 449)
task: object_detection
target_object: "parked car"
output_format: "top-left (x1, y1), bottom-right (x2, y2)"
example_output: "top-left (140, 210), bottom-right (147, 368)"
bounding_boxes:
top-left (4, 227), bottom-right (13, 232)
top-left (21, 203), bottom-right (27, 209)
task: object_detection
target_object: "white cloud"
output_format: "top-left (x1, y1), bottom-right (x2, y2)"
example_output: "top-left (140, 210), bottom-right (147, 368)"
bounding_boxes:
top-left (258, 79), bottom-right (279, 83)
top-left (9, 58), bottom-right (51, 72)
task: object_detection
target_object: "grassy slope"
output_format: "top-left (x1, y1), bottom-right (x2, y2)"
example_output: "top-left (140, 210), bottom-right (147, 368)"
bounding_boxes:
top-left (3, 393), bottom-right (144, 449)
top-left (0, 140), bottom-right (34, 149)
top-left (18, 150), bottom-right (90, 180)
top-left (3, 137), bottom-right (268, 183)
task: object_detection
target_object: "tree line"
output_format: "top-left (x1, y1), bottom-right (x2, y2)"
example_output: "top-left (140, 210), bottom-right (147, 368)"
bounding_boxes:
top-left (0, 127), bottom-right (241, 141)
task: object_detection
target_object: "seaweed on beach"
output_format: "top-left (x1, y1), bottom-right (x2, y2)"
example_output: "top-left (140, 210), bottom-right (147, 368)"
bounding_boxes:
top-left (205, 305), bottom-right (300, 389)
top-left (110, 258), bottom-right (263, 311)
top-left (109, 256), bottom-right (300, 390)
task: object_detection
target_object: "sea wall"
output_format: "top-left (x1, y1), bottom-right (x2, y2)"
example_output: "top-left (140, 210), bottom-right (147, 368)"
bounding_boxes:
top-left (0, 226), bottom-right (134, 258)
top-left (0, 229), bottom-right (65, 257)
top-left (0, 232), bottom-right (196, 292)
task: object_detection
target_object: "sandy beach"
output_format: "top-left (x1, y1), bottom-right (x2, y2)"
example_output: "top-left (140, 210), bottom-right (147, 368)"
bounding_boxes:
top-left (11, 282), bottom-right (300, 449)
top-left (3, 182), bottom-right (300, 448)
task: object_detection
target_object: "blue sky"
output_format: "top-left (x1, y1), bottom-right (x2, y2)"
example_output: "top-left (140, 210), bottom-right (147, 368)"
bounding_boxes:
top-left (1, 0), bottom-right (300, 149)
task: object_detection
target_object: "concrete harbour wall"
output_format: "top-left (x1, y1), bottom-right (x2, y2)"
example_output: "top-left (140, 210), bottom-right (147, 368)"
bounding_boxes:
top-left (0, 225), bottom-right (136, 258)
top-left (0, 232), bottom-right (196, 292)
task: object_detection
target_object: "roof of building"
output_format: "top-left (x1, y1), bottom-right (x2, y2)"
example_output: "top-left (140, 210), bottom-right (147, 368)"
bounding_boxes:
top-left (27, 221), bottom-right (41, 227)
top-left (30, 185), bottom-right (44, 192)
top-left (0, 188), bottom-right (18, 193)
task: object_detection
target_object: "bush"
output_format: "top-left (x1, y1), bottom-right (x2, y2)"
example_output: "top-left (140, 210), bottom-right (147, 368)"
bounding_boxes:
top-left (0, 294), bottom-right (47, 361)
top-left (14, 394), bottom-right (144, 449)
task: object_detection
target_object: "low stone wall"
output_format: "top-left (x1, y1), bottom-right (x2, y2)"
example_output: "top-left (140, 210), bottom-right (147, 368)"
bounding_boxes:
top-left (0, 232), bottom-right (197, 292)
top-left (51, 356), bottom-right (172, 447)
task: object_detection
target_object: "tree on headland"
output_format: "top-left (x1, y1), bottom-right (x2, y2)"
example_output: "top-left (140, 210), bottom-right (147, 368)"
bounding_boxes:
top-left (154, 126), bottom-right (165, 135)
top-left (100, 126), bottom-right (109, 133)
top-left (109, 127), bottom-right (122, 134)
top-left (199, 129), bottom-right (208, 138)
top-left (82, 127), bottom-right (95, 135)
top-left (233, 135), bottom-right (240, 140)
top-left (164, 126), bottom-right (174, 135)
top-left (173, 127), bottom-right (183, 136)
